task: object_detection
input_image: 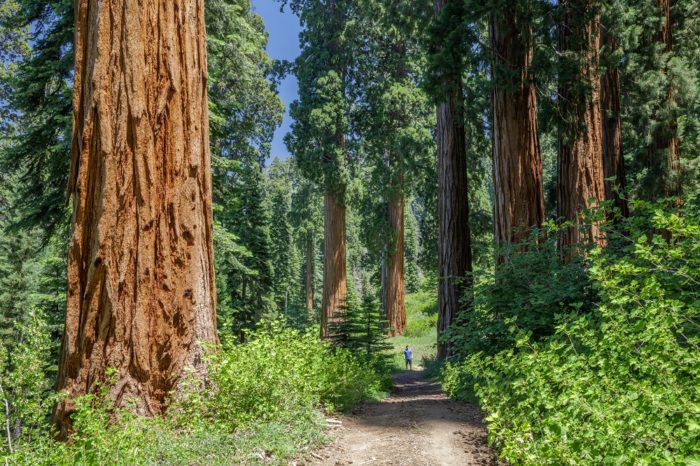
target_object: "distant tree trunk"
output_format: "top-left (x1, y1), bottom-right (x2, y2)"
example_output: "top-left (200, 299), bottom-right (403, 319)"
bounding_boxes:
top-left (490, 13), bottom-right (545, 249)
top-left (305, 231), bottom-right (314, 322)
top-left (435, 0), bottom-right (472, 361)
top-left (321, 191), bottom-right (347, 339)
top-left (651, 0), bottom-right (681, 203)
top-left (600, 27), bottom-right (629, 218)
top-left (56, 0), bottom-right (217, 433)
top-left (557, 1), bottom-right (606, 259)
top-left (385, 195), bottom-right (406, 336)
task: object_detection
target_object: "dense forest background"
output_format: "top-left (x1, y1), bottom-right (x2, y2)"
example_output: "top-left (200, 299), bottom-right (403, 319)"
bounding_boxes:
top-left (0, 0), bottom-right (698, 464)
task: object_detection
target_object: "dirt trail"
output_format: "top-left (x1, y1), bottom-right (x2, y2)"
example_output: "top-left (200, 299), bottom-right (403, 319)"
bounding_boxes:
top-left (308, 371), bottom-right (498, 466)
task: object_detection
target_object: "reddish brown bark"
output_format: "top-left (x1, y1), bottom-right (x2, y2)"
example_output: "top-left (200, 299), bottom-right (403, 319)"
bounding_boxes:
top-left (434, 0), bottom-right (472, 361)
top-left (600, 28), bottom-right (629, 218)
top-left (56, 0), bottom-right (217, 432)
top-left (384, 196), bottom-right (406, 336)
top-left (557, 3), bottom-right (606, 258)
top-left (490, 13), bottom-right (545, 247)
top-left (305, 231), bottom-right (314, 321)
top-left (321, 191), bottom-right (347, 339)
top-left (652, 0), bottom-right (681, 203)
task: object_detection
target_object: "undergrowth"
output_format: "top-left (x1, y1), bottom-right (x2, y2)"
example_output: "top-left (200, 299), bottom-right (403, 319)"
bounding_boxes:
top-left (442, 203), bottom-right (700, 465)
top-left (0, 321), bottom-right (389, 465)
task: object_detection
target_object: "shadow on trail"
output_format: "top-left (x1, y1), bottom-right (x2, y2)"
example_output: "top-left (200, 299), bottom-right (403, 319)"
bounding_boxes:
top-left (349, 370), bottom-right (487, 431)
top-left (311, 369), bottom-right (499, 465)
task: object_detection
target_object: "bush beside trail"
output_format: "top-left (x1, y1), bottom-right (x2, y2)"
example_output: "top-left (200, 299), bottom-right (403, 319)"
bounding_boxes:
top-left (442, 205), bottom-right (700, 465)
top-left (1, 322), bottom-right (390, 465)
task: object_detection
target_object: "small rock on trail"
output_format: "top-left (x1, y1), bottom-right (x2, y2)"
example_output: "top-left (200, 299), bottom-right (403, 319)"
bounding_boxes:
top-left (307, 370), bottom-right (499, 466)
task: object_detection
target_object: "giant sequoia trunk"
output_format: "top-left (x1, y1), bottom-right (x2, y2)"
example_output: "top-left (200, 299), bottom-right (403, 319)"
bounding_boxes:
top-left (557, 2), bottom-right (606, 258)
top-left (321, 191), bottom-right (347, 339)
top-left (384, 195), bottom-right (406, 336)
top-left (56, 0), bottom-right (217, 432)
top-left (490, 13), bottom-right (545, 248)
top-left (651, 0), bottom-right (681, 203)
top-left (600, 28), bottom-right (629, 218)
top-left (305, 231), bottom-right (314, 322)
top-left (434, 0), bottom-right (472, 361)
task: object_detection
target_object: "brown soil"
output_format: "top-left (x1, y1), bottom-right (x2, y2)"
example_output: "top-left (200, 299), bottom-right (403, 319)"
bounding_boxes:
top-left (307, 370), bottom-right (499, 466)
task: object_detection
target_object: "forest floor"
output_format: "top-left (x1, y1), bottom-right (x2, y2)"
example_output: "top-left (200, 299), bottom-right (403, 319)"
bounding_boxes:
top-left (305, 370), bottom-right (499, 466)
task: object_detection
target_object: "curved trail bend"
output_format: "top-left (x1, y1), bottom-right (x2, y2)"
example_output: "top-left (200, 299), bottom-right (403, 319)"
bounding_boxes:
top-left (309, 370), bottom-right (499, 466)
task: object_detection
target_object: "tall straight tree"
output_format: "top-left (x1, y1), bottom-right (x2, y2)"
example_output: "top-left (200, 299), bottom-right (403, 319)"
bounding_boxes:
top-left (285, 0), bottom-right (352, 338)
top-left (489, 6), bottom-right (546, 248)
top-left (651, 0), bottom-right (681, 202)
top-left (430, 0), bottom-right (473, 359)
top-left (600, 23), bottom-right (629, 218)
top-left (556, 0), bottom-right (606, 257)
top-left (56, 0), bottom-right (217, 430)
top-left (353, 0), bottom-right (433, 336)
top-left (291, 178), bottom-right (322, 322)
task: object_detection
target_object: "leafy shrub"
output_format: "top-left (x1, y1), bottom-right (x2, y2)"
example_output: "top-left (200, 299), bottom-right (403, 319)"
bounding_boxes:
top-left (445, 226), bottom-right (594, 360)
top-left (443, 204), bottom-right (700, 465)
top-left (0, 309), bottom-right (58, 454)
top-left (2, 320), bottom-right (389, 465)
top-left (191, 320), bottom-right (389, 425)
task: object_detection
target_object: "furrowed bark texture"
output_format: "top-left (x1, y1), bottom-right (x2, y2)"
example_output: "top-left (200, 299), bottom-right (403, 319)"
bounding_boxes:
top-left (490, 13), bottom-right (545, 247)
top-left (305, 232), bottom-right (314, 321)
top-left (434, 0), bottom-right (472, 361)
top-left (600, 28), bottom-right (629, 218)
top-left (557, 3), bottom-right (606, 258)
top-left (385, 196), bottom-right (406, 336)
top-left (652, 0), bottom-right (681, 202)
top-left (56, 0), bottom-right (217, 431)
top-left (321, 191), bottom-right (347, 339)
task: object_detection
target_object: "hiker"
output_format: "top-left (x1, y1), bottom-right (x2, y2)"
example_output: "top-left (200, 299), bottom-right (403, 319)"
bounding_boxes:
top-left (403, 345), bottom-right (413, 370)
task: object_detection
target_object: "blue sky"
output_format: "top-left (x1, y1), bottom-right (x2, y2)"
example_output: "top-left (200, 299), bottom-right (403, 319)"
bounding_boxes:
top-left (250, 0), bottom-right (301, 160)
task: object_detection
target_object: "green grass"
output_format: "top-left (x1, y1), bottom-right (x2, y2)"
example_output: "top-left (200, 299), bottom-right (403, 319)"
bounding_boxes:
top-left (389, 291), bottom-right (437, 370)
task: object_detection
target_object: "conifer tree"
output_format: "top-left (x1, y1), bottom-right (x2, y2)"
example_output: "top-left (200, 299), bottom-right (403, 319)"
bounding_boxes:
top-left (600, 19), bottom-right (629, 218)
top-left (556, 0), bottom-right (606, 258)
top-left (353, 0), bottom-right (434, 336)
top-left (284, 0), bottom-right (353, 338)
top-left (268, 158), bottom-right (303, 316)
top-left (428, 0), bottom-right (474, 359)
top-left (56, 0), bottom-right (217, 430)
top-left (291, 176), bottom-right (323, 323)
top-left (0, 0), bottom-right (73, 233)
top-left (489, 3), bottom-right (546, 248)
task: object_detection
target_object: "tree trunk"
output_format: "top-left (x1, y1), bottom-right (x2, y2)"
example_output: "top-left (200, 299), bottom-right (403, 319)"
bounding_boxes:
top-left (305, 231), bottom-right (314, 321)
top-left (490, 13), bottom-right (545, 248)
top-left (600, 27), bottom-right (629, 218)
top-left (321, 191), bottom-right (347, 339)
top-left (434, 0), bottom-right (472, 361)
top-left (385, 195), bottom-right (406, 336)
top-left (651, 0), bottom-right (681, 203)
top-left (557, 2), bottom-right (606, 259)
top-left (56, 0), bottom-right (217, 433)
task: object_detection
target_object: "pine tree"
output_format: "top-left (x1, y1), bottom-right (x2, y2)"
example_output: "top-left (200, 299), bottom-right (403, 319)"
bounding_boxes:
top-left (268, 158), bottom-right (303, 317)
top-left (206, 0), bottom-right (283, 338)
top-left (0, 0), bottom-right (73, 233)
top-left (229, 161), bottom-right (277, 338)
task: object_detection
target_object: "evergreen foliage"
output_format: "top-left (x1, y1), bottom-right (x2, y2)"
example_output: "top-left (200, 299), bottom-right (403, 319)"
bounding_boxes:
top-left (0, 0), bottom-right (699, 463)
top-left (329, 286), bottom-right (393, 370)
